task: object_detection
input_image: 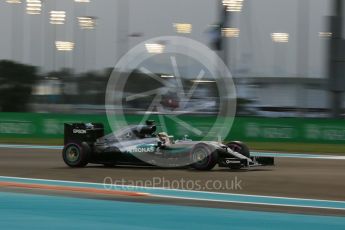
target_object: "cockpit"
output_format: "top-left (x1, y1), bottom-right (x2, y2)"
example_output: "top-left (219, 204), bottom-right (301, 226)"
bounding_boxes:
top-left (114, 120), bottom-right (157, 140)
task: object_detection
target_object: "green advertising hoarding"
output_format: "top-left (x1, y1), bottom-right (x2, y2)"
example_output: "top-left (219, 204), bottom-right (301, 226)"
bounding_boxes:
top-left (0, 113), bottom-right (345, 144)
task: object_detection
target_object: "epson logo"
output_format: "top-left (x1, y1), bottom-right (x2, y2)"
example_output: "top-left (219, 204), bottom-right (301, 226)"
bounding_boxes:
top-left (73, 129), bottom-right (87, 134)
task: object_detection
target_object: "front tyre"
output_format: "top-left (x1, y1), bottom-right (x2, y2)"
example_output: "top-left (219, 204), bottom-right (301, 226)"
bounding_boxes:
top-left (191, 143), bottom-right (218, 171)
top-left (226, 141), bottom-right (250, 158)
top-left (62, 142), bottom-right (91, 167)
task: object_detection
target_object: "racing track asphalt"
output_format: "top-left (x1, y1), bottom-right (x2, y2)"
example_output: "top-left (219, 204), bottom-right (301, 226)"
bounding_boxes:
top-left (0, 147), bottom-right (344, 216)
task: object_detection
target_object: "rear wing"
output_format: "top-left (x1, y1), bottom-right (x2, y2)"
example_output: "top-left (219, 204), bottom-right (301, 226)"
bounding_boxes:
top-left (64, 123), bottom-right (104, 145)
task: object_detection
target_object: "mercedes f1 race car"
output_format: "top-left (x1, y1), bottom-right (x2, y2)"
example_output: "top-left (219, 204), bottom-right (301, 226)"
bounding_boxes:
top-left (62, 120), bottom-right (274, 170)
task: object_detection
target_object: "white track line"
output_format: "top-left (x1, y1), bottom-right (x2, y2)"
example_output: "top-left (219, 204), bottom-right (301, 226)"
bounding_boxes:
top-left (0, 176), bottom-right (345, 211)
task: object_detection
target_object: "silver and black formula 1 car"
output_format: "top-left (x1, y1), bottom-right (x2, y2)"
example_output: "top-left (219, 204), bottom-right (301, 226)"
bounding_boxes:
top-left (62, 120), bottom-right (274, 170)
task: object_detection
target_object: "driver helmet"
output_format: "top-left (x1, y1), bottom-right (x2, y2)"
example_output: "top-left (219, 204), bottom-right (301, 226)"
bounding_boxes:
top-left (158, 132), bottom-right (170, 145)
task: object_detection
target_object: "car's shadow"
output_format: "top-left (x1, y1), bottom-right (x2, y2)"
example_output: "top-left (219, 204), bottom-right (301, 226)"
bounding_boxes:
top-left (60, 164), bottom-right (274, 172)
top-left (86, 165), bottom-right (190, 171)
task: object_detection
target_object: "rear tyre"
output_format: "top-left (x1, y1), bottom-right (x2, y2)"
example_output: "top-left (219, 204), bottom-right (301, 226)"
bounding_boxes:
top-left (190, 143), bottom-right (218, 171)
top-left (62, 142), bottom-right (90, 167)
top-left (226, 141), bottom-right (250, 158)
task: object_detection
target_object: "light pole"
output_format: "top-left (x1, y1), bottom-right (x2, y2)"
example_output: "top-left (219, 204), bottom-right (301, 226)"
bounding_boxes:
top-left (271, 32), bottom-right (289, 76)
top-left (6, 0), bottom-right (24, 63)
top-left (50, 9), bottom-right (66, 71)
top-left (174, 23), bottom-right (192, 81)
top-left (221, 0), bottom-right (243, 72)
top-left (74, 0), bottom-right (89, 72)
top-left (329, 0), bottom-right (344, 118)
top-left (296, 0), bottom-right (310, 117)
top-left (116, 0), bottom-right (129, 63)
top-left (26, 0), bottom-right (42, 68)
top-left (77, 16), bottom-right (97, 71)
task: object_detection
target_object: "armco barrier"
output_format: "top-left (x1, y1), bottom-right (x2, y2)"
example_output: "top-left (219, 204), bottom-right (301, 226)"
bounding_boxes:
top-left (0, 113), bottom-right (345, 144)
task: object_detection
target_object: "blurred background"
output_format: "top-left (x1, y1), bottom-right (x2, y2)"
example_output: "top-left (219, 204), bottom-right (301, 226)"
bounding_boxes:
top-left (0, 0), bottom-right (345, 151)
